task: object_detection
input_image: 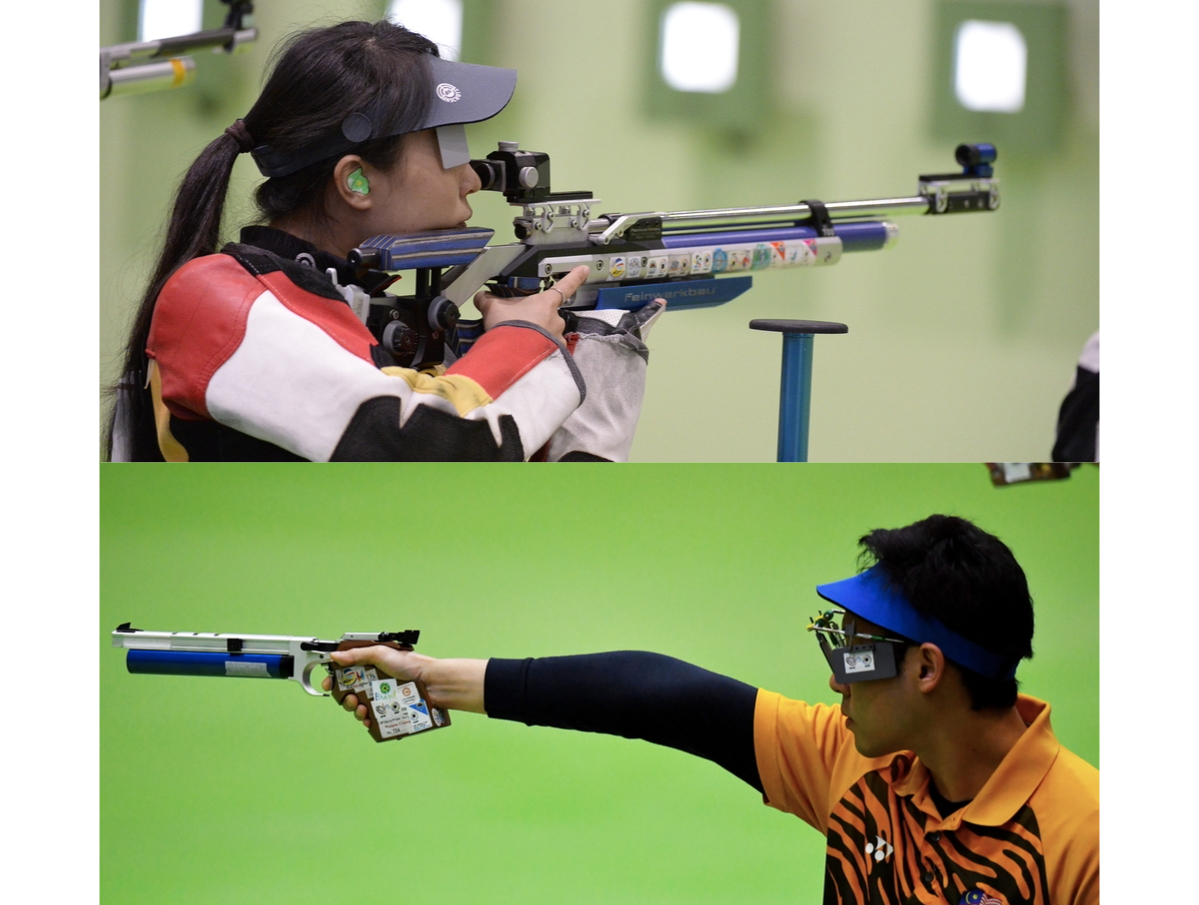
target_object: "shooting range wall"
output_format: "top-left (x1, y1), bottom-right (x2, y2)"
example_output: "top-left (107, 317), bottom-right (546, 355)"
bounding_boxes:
top-left (99, 0), bottom-right (1099, 461)
top-left (100, 463), bottom-right (1098, 905)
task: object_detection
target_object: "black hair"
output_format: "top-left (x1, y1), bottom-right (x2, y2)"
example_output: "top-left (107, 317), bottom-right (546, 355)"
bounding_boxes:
top-left (103, 20), bottom-right (438, 461)
top-left (858, 514), bottom-right (1034, 710)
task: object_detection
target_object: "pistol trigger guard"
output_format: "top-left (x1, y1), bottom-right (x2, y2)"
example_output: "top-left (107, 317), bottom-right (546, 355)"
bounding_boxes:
top-left (300, 659), bottom-right (329, 696)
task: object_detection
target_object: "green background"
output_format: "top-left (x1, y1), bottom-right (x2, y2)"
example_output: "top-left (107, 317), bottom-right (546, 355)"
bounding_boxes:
top-left (100, 0), bottom-right (1098, 460)
top-left (100, 463), bottom-right (1098, 904)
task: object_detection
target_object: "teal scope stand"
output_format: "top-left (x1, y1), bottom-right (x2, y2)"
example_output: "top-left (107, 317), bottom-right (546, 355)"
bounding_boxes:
top-left (749, 319), bottom-right (848, 462)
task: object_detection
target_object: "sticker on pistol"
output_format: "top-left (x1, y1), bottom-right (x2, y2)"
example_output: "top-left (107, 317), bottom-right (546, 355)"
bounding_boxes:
top-left (667, 254), bottom-right (691, 277)
top-left (646, 256), bottom-right (669, 278)
top-left (336, 666), bottom-right (368, 691)
top-left (225, 660), bottom-right (269, 678)
top-left (608, 256), bottom-right (626, 279)
top-left (843, 651), bottom-right (876, 674)
top-left (370, 678), bottom-right (413, 740)
top-left (691, 251), bottom-right (712, 274)
top-left (397, 682), bottom-right (421, 706)
top-left (372, 678), bottom-right (397, 702)
top-left (711, 249), bottom-right (728, 273)
top-left (625, 256), bottom-right (643, 278)
top-left (752, 244), bottom-right (772, 270)
top-left (406, 699), bottom-right (434, 732)
top-left (398, 682), bottom-right (434, 732)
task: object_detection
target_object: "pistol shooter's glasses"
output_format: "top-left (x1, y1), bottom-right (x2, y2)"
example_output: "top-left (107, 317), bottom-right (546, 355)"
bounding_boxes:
top-left (808, 608), bottom-right (909, 685)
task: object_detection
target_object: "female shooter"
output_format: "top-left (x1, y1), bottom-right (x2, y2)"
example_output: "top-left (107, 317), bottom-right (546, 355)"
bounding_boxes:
top-left (106, 20), bottom-right (661, 462)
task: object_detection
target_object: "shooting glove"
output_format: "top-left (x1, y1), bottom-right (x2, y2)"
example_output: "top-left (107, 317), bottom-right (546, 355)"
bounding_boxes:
top-left (546, 301), bottom-right (665, 462)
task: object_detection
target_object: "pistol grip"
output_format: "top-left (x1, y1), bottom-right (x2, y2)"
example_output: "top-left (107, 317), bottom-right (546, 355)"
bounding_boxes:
top-left (328, 641), bottom-right (451, 743)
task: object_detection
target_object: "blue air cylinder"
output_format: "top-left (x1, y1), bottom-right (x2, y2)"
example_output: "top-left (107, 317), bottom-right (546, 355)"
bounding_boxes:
top-left (661, 221), bottom-right (894, 255)
top-left (126, 649), bottom-right (290, 679)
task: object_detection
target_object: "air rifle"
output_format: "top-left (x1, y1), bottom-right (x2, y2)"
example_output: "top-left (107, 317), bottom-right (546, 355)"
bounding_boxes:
top-left (343, 142), bottom-right (1000, 372)
top-left (111, 623), bottom-right (448, 743)
top-left (99, 0), bottom-right (257, 99)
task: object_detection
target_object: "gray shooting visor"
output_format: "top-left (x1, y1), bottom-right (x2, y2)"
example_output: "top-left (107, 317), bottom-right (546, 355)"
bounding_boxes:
top-left (251, 55), bottom-right (517, 178)
top-left (809, 608), bottom-right (907, 685)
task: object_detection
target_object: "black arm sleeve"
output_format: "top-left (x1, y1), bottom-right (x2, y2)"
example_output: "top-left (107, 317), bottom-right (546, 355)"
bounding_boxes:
top-left (484, 651), bottom-right (763, 793)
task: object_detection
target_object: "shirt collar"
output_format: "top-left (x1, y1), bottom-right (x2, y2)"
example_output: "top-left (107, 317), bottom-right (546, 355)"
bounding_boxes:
top-left (891, 695), bottom-right (1060, 828)
top-left (235, 225), bottom-right (404, 297)
top-left (238, 226), bottom-right (359, 285)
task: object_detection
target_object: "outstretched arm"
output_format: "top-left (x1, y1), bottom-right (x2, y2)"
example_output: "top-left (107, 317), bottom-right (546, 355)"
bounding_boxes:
top-left (326, 647), bottom-right (487, 713)
top-left (326, 648), bottom-right (762, 792)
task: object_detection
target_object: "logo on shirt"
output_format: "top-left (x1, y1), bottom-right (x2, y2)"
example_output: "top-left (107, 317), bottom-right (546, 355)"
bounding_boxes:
top-left (436, 83), bottom-right (462, 102)
top-left (865, 834), bottom-right (893, 863)
top-left (959, 892), bottom-right (1003, 905)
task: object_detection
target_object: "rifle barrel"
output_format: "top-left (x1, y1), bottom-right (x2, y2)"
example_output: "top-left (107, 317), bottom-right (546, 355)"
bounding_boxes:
top-left (103, 27), bottom-right (258, 61)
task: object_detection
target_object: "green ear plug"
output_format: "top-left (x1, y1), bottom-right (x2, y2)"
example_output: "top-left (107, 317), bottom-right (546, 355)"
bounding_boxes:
top-left (347, 167), bottom-right (370, 195)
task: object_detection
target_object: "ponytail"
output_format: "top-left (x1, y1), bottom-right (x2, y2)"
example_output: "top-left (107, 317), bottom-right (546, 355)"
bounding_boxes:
top-left (103, 20), bottom-right (439, 460)
top-left (104, 129), bottom-right (245, 461)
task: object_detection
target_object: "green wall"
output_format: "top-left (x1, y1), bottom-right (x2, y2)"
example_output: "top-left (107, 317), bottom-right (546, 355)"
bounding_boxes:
top-left (100, 464), bottom-right (1098, 904)
top-left (100, 0), bottom-right (1098, 461)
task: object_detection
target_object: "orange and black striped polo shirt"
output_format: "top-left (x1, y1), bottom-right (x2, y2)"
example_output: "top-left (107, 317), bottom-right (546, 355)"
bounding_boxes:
top-left (754, 694), bottom-right (1098, 905)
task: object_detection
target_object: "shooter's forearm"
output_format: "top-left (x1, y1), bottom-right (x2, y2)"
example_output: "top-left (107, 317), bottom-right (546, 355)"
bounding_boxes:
top-left (417, 656), bottom-right (489, 714)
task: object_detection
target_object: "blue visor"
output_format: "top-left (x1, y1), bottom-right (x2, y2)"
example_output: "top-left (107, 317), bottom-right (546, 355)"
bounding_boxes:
top-left (815, 566), bottom-right (1018, 680)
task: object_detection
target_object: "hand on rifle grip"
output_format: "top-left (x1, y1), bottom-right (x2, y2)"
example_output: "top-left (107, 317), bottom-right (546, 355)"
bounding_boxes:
top-left (474, 265), bottom-right (591, 341)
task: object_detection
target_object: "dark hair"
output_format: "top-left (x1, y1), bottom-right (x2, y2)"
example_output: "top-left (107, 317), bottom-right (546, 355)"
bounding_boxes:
top-left (858, 514), bottom-right (1034, 710)
top-left (104, 20), bottom-right (438, 460)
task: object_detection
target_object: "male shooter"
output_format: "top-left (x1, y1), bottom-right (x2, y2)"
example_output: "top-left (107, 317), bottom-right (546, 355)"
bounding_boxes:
top-left (327, 515), bottom-right (1099, 905)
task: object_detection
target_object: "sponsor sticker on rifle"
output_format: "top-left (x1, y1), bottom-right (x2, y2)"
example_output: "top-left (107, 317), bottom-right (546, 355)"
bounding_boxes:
top-left (667, 254), bottom-right (691, 276)
top-left (723, 248), bottom-right (751, 272)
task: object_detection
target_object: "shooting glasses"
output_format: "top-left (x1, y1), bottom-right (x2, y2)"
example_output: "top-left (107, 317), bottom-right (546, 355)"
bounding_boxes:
top-left (808, 608), bottom-right (908, 684)
top-left (810, 566), bottom-right (1019, 684)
